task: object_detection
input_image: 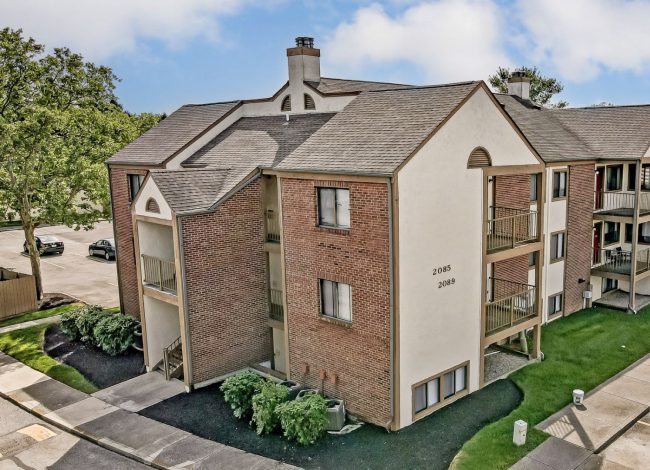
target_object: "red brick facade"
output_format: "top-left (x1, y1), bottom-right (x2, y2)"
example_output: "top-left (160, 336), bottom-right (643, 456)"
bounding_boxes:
top-left (109, 166), bottom-right (147, 318)
top-left (180, 179), bottom-right (271, 384)
top-left (280, 178), bottom-right (391, 426)
top-left (564, 164), bottom-right (594, 314)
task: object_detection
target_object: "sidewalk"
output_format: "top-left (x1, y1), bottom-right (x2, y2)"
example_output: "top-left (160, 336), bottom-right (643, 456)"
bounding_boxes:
top-left (0, 352), bottom-right (297, 469)
top-left (511, 354), bottom-right (650, 469)
top-left (0, 314), bottom-right (61, 334)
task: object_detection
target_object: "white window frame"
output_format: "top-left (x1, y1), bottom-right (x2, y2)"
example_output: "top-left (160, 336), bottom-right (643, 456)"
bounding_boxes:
top-left (552, 170), bottom-right (567, 199)
top-left (319, 279), bottom-right (352, 322)
top-left (550, 231), bottom-right (565, 262)
top-left (317, 188), bottom-right (350, 229)
top-left (548, 293), bottom-right (563, 316)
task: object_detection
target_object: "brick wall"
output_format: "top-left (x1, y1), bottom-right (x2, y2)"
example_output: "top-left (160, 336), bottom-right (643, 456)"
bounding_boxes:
top-left (564, 164), bottom-right (594, 314)
top-left (181, 179), bottom-right (271, 384)
top-left (109, 166), bottom-right (147, 318)
top-left (281, 178), bottom-right (391, 427)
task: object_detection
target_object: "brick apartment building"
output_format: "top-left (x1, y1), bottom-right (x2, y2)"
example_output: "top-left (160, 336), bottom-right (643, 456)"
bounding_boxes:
top-left (107, 38), bottom-right (650, 430)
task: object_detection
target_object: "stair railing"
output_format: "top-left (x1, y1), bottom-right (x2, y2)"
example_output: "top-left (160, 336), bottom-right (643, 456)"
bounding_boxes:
top-left (162, 336), bottom-right (182, 381)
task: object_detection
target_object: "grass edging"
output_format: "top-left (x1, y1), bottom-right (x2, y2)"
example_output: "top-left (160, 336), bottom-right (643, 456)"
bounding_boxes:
top-left (0, 303), bottom-right (82, 329)
top-left (0, 323), bottom-right (98, 394)
top-left (451, 307), bottom-right (650, 470)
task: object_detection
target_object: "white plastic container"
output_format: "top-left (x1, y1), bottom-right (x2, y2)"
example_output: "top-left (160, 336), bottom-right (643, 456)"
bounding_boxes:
top-left (513, 420), bottom-right (527, 446)
top-left (573, 389), bottom-right (585, 406)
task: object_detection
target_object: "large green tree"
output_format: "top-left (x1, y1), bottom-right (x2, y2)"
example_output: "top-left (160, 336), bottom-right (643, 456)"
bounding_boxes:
top-left (0, 28), bottom-right (159, 298)
top-left (489, 66), bottom-right (568, 108)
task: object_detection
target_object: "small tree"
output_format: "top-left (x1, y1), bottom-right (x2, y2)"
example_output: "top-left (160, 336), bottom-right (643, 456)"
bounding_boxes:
top-left (0, 28), bottom-right (160, 298)
top-left (488, 66), bottom-right (568, 108)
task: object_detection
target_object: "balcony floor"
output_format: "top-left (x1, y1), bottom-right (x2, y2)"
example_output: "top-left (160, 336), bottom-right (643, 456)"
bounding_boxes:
top-left (594, 208), bottom-right (650, 218)
top-left (593, 289), bottom-right (650, 311)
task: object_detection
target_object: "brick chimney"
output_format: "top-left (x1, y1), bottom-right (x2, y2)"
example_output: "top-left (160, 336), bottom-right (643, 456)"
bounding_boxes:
top-left (287, 36), bottom-right (320, 85)
top-left (507, 70), bottom-right (531, 100)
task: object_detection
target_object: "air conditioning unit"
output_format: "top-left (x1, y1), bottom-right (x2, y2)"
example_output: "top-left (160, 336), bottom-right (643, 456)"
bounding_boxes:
top-left (326, 399), bottom-right (346, 431)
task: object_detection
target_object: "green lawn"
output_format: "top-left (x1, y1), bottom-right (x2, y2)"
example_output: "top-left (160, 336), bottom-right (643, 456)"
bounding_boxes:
top-left (0, 323), bottom-right (98, 394)
top-left (452, 306), bottom-right (650, 470)
top-left (0, 303), bottom-right (81, 329)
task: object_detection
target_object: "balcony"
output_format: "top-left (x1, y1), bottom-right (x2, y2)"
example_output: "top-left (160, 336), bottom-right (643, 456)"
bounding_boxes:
top-left (486, 207), bottom-right (539, 254)
top-left (265, 210), bottom-right (280, 243)
top-left (141, 254), bottom-right (177, 294)
top-left (591, 247), bottom-right (650, 277)
top-left (269, 288), bottom-right (284, 322)
top-left (486, 278), bottom-right (536, 336)
top-left (593, 191), bottom-right (650, 217)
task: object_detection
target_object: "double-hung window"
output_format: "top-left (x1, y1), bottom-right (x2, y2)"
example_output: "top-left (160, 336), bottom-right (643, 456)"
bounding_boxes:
top-left (128, 174), bottom-right (145, 201)
top-left (550, 232), bottom-right (565, 261)
top-left (413, 363), bottom-right (468, 417)
top-left (320, 279), bottom-right (352, 322)
top-left (553, 171), bottom-right (567, 199)
top-left (317, 188), bottom-right (350, 229)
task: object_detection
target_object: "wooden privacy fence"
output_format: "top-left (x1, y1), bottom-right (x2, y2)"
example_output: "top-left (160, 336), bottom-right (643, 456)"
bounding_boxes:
top-left (0, 268), bottom-right (37, 318)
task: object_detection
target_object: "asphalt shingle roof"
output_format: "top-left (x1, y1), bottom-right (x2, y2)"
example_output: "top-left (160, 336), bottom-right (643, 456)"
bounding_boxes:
top-left (107, 101), bottom-right (240, 165)
top-left (277, 82), bottom-right (480, 175)
top-left (307, 77), bottom-right (412, 94)
top-left (181, 113), bottom-right (335, 169)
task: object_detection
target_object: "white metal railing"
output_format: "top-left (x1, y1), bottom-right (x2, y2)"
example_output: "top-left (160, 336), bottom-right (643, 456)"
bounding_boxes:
top-left (141, 254), bottom-right (176, 293)
top-left (594, 191), bottom-right (650, 213)
top-left (592, 247), bottom-right (650, 276)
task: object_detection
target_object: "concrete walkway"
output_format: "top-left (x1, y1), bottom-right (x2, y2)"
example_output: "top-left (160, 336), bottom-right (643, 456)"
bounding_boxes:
top-left (0, 315), bottom-right (61, 334)
top-left (93, 372), bottom-right (185, 412)
top-left (511, 354), bottom-right (650, 469)
top-left (0, 352), bottom-right (297, 469)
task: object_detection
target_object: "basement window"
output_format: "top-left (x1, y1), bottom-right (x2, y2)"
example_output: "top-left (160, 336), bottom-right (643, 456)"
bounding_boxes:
top-left (413, 362), bottom-right (468, 418)
top-left (317, 188), bottom-right (350, 229)
top-left (319, 279), bottom-right (352, 322)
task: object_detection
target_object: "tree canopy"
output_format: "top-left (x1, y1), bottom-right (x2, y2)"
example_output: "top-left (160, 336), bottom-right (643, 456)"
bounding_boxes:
top-left (0, 27), bottom-right (160, 297)
top-left (488, 66), bottom-right (568, 108)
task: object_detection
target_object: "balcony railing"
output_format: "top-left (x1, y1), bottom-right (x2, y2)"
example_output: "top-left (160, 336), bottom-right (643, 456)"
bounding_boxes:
top-left (486, 278), bottom-right (536, 336)
top-left (594, 191), bottom-right (650, 215)
top-left (141, 254), bottom-right (176, 294)
top-left (269, 288), bottom-right (284, 322)
top-left (487, 206), bottom-right (538, 253)
top-left (592, 247), bottom-right (650, 276)
top-left (265, 210), bottom-right (280, 243)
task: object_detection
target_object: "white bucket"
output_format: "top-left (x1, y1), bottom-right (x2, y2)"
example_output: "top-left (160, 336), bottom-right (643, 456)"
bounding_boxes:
top-left (573, 389), bottom-right (585, 406)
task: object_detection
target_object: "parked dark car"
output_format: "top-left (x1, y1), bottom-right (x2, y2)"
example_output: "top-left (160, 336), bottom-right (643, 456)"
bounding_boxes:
top-left (89, 238), bottom-right (116, 260)
top-left (23, 235), bottom-right (64, 255)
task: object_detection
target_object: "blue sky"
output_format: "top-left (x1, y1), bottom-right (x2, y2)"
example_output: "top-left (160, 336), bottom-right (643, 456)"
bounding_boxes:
top-left (4, 0), bottom-right (650, 114)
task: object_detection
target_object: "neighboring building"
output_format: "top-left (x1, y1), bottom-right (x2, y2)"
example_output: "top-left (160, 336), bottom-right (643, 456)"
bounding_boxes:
top-left (106, 38), bottom-right (649, 430)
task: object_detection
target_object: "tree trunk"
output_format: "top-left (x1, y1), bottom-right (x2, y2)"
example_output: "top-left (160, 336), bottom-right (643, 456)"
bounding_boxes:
top-left (20, 207), bottom-right (43, 300)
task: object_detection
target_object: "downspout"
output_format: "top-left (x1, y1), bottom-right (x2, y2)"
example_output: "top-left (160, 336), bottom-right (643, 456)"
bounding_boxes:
top-left (176, 216), bottom-right (195, 386)
top-left (387, 177), bottom-right (396, 431)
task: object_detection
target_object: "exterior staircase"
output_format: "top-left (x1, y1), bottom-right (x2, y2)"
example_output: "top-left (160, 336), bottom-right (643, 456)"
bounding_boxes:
top-left (162, 336), bottom-right (183, 380)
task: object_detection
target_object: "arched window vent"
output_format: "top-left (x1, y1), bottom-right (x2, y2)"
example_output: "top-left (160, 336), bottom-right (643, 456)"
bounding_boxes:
top-left (467, 147), bottom-right (492, 168)
top-left (304, 93), bottom-right (316, 110)
top-left (281, 95), bottom-right (292, 112)
top-left (145, 197), bottom-right (160, 213)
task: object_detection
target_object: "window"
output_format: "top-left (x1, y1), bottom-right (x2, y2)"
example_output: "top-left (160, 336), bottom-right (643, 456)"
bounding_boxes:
top-left (550, 232), bottom-right (565, 261)
top-left (548, 293), bottom-right (563, 316)
top-left (604, 222), bottom-right (619, 245)
top-left (530, 174), bottom-right (538, 202)
top-left (626, 223), bottom-right (633, 243)
top-left (317, 188), bottom-right (350, 229)
top-left (128, 174), bottom-right (145, 201)
top-left (413, 363), bottom-right (468, 417)
top-left (304, 93), bottom-right (315, 110)
top-left (281, 95), bottom-right (291, 112)
top-left (602, 278), bottom-right (618, 294)
top-left (528, 252), bottom-right (537, 268)
top-left (319, 279), bottom-right (352, 322)
top-left (606, 165), bottom-right (623, 191)
top-left (640, 222), bottom-right (650, 244)
top-left (553, 171), bottom-right (567, 199)
top-left (628, 164), bottom-right (637, 191)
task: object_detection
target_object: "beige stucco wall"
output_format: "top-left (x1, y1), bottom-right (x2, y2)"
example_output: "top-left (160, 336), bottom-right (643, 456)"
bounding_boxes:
top-left (542, 166), bottom-right (567, 321)
top-left (134, 179), bottom-right (172, 220)
top-left (143, 295), bottom-right (181, 367)
top-left (396, 87), bottom-right (539, 428)
top-left (137, 221), bottom-right (174, 261)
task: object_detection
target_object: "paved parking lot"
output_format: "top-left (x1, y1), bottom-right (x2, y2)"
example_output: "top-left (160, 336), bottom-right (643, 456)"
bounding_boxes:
top-left (0, 222), bottom-right (119, 307)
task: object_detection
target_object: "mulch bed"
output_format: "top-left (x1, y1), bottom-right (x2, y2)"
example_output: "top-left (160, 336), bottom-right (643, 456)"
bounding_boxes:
top-left (139, 379), bottom-right (522, 469)
top-left (44, 324), bottom-right (145, 389)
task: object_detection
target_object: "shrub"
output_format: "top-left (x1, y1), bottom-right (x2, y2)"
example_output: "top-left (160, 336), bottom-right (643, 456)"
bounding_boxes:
top-left (60, 310), bottom-right (81, 340)
top-left (251, 380), bottom-right (290, 435)
top-left (74, 305), bottom-right (110, 344)
top-left (220, 371), bottom-right (265, 419)
top-left (93, 314), bottom-right (136, 356)
top-left (276, 393), bottom-right (328, 445)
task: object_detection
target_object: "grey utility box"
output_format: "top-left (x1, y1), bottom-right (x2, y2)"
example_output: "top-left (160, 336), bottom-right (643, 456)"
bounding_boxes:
top-left (326, 399), bottom-right (346, 431)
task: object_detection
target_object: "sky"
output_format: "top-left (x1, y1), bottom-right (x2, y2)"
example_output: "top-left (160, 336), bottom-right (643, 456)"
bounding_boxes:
top-left (3, 0), bottom-right (650, 114)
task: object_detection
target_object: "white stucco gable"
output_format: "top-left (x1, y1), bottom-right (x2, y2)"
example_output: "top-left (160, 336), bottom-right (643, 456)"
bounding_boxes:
top-left (133, 177), bottom-right (173, 220)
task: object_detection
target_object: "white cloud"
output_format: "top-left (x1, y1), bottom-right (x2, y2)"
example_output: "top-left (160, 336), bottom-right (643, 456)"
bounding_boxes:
top-left (323, 0), bottom-right (512, 83)
top-left (517, 0), bottom-right (650, 81)
top-left (0, 0), bottom-right (258, 60)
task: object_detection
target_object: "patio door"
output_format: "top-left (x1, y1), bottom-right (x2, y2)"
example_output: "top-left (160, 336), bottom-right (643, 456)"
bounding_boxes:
top-left (593, 223), bottom-right (602, 264)
top-left (595, 168), bottom-right (604, 209)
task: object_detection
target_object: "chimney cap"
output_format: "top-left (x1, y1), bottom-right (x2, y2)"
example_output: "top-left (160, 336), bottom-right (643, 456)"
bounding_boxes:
top-left (295, 37), bottom-right (314, 48)
top-left (509, 69), bottom-right (531, 83)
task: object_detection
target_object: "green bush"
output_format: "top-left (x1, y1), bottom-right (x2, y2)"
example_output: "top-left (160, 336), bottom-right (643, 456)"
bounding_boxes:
top-left (74, 305), bottom-right (110, 344)
top-left (276, 393), bottom-right (328, 445)
top-left (220, 371), bottom-right (265, 419)
top-left (59, 310), bottom-right (81, 340)
top-left (251, 380), bottom-right (290, 435)
top-left (93, 314), bottom-right (136, 356)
